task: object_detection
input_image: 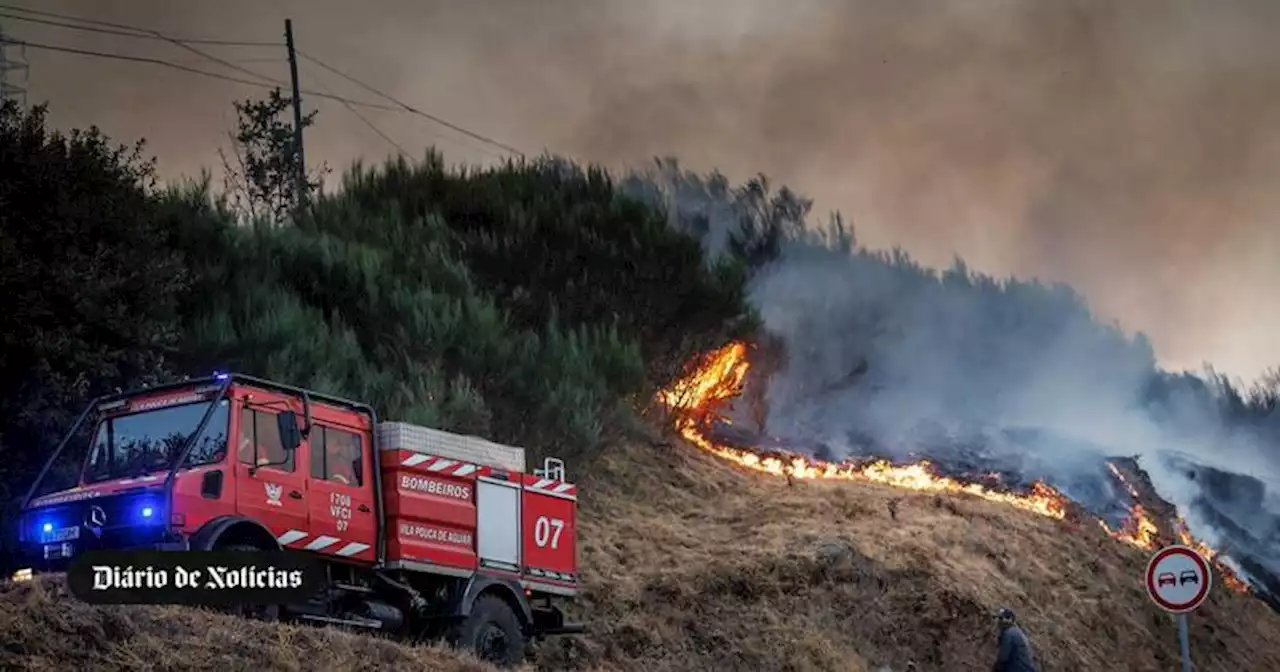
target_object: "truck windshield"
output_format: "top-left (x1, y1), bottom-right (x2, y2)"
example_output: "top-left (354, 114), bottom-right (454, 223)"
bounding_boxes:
top-left (83, 399), bottom-right (230, 484)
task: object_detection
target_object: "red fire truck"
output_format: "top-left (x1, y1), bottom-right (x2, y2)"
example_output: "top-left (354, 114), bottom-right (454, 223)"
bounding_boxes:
top-left (13, 373), bottom-right (583, 665)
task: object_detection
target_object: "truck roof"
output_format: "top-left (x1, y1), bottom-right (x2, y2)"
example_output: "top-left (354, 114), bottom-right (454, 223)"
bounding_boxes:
top-left (377, 422), bottom-right (526, 473)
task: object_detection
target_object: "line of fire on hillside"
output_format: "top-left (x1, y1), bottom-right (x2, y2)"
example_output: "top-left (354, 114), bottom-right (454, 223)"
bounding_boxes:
top-left (655, 340), bottom-right (1255, 596)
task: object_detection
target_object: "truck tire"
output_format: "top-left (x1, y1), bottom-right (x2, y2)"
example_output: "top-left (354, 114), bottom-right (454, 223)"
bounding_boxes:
top-left (451, 594), bottom-right (525, 667)
top-left (219, 544), bottom-right (281, 622)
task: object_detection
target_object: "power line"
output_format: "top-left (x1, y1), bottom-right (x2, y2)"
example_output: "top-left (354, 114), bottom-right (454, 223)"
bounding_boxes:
top-left (298, 51), bottom-right (525, 157)
top-left (339, 99), bottom-right (409, 158)
top-left (289, 42), bottom-right (410, 160)
top-left (0, 11), bottom-right (281, 47)
top-left (0, 5), bottom-right (280, 47)
top-left (118, 24), bottom-right (284, 90)
top-left (0, 36), bottom-right (398, 110)
top-left (304, 64), bottom-right (500, 161)
top-left (169, 57), bottom-right (286, 66)
top-left (0, 5), bottom-right (527, 159)
top-left (0, 5), bottom-right (287, 90)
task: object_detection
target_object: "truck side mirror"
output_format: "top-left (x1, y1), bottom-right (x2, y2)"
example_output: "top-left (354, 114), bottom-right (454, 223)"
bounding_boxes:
top-left (277, 410), bottom-right (301, 453)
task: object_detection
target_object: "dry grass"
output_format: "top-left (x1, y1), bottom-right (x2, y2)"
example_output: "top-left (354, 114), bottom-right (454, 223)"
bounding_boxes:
top-left (7, 436), bottom-right (1280, 672)
top-left (0, 576), bottom-right (506, 672)
top-left (531, 439), bottom-right (1280, 672)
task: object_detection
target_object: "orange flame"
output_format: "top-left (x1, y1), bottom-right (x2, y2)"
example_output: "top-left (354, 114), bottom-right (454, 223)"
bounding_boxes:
top-left (1100, 466), bottom-right (1251, 594)
top-left (1098, 464), bottom-right (1160, 550)
top-left (1173, 519), bottom-right (1252, 593)
top-left (656, 341), bottom-right (1069, 519)
top-left (658, 341), bottom-right (1254, 595)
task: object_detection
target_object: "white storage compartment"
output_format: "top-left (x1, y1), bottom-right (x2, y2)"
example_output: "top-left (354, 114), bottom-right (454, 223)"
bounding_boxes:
top-left (475, 479), bottom-right (521, 573)
top-left (376, 421), bottom-right (526, 472)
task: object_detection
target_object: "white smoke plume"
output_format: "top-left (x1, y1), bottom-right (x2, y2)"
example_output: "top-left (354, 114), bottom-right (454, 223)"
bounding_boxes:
top-left (623, 160), bottom-right (1280, 596)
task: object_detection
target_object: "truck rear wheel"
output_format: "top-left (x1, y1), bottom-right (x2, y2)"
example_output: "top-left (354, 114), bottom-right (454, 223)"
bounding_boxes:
top-left (451, 594), bottom-right (525, 667)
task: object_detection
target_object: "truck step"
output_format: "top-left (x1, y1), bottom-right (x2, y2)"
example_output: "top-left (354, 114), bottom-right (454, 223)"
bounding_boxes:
top-left (538, 622), bottom-right (587, 636)
top-left (332, 582), bottom-right (374, 594)
top-left (295, 613), bottom-right (383, 629)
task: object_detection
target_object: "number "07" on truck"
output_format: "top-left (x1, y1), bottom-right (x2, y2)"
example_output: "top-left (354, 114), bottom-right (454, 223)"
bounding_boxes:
top-left (13, 374), bottom-right (584, 668)
top-left (533, 515), bottom-right (564, 548)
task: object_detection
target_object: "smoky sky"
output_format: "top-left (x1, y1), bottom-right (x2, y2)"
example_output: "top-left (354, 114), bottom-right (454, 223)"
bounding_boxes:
top-left (10, 0), bottom-right (1280, 382)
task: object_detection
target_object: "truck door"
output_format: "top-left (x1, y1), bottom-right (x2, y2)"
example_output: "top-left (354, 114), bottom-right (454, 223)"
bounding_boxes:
top-left (305, 422), bottom-right (376, 562)
top-left (233, 398), bottom-right (309, 546)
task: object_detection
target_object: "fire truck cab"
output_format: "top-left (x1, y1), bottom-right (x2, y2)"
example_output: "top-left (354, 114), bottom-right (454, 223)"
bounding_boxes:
top-left (13, 373), bottom-right (582, 666)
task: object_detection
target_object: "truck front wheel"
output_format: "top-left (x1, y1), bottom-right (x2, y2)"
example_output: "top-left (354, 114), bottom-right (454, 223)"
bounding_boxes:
top-left (219, 543), bottom-right (281, 622)
top-left (451, 594), bottom-right (525, 667)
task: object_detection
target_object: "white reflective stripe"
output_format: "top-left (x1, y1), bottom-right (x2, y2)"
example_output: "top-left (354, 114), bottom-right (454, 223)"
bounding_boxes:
top-left (402, 454), bottom-right (430, 467)
top-left (118, 479), bottom-right (135, 485)
top-left (454, 464), bottom-right (477, 477)
top-left (140, 475), bottom-right (159, 481)
top-left (523, 486), bottom-right (577, 501)
top-left (335, 542), bottom-right (369, 557)
top-left (427, 459), bottom-right (456, 472)
top-left (552, 483), bottom-right (574, 494)
top-left (532, 478), bottom-right (554, 489)
top-left (277, 530), bottom-right (308, 545)
top-left (303, 535), bottom-right (339, 551)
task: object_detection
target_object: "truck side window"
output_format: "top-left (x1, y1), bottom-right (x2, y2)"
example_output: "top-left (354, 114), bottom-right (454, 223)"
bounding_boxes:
top-left (309, 426), bottom-right (363, 486)
top-left (238, 407), bottom-right (293, 471)
top-left (183, 399), bottom-right (231, 467)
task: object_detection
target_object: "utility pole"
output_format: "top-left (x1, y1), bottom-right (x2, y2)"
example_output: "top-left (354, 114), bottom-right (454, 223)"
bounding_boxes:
top-left (284, 19), bottom-right (306, 214)
top-left (0, 23), bottom-right (30, 107)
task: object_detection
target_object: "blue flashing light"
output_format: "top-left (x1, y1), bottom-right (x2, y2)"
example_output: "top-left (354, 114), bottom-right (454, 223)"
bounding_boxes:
top-left (213, 371), bottom-right (229, 381)
top-left (135, 502), bottom-right (160, 524)
top-left (41, 522), bottom-right (53, 534)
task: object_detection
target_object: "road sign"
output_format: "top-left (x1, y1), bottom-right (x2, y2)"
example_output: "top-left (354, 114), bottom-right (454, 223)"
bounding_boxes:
top-left (1145, 544), bottom-right (1212, 613)
top-left (1146, 545), bottom-right (1212, 672)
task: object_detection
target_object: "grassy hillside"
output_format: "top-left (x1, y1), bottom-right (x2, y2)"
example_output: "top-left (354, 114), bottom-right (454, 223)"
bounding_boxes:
top-left (551, 441), bottom-right (1280, 671)
top-left (3, 94), bottom-right (1280, 671)
top-left (6, 440), bottom-right (1280, 671)
top-left (0, 576), bottom-right (504, 672)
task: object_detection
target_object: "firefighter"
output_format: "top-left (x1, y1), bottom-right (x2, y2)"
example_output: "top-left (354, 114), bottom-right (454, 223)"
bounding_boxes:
top-left (326, 434), bottom-right (360, 486)
top-left (991, 608), bottom-right (1038, 672)
top-left (236, 432), bottom-right (259, 464)
top-left (237, 423), bottom-right (284, 467)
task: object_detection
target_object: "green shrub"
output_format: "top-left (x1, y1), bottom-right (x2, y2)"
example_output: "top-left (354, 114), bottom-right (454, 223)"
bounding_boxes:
top-left (153, 152), bottom-right (743, 462)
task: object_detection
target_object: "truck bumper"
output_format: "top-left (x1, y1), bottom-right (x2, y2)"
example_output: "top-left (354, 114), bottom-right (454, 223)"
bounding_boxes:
top-left (537, 622), bottom-right (587, 635)
top-left (530, 605), bottom-right (587, 637)
top-left (15, 532), bottom-right (191, 574)
top-left (154, 538), bottom-right (191, 552)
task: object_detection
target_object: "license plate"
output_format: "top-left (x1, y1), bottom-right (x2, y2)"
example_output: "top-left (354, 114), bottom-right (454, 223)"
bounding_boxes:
top-left (43, 542), bottom-right (75, 560)
top-left (41, 526), bottom-right (80, 543)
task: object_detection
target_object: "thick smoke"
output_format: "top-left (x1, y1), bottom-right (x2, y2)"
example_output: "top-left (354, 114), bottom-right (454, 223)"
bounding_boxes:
top-left (624, 158), bottom-right (1280, 596)
top-left (18, 0), bottom-right (1280, 382)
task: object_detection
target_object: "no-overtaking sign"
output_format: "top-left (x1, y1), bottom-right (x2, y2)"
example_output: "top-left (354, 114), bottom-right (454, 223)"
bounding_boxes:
top-left (1145, 544), bottom-right (1211, 614)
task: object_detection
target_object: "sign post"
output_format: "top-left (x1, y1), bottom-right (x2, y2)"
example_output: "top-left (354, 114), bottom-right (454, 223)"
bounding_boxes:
top-left (1145, 545), bottom-right (1212, 672)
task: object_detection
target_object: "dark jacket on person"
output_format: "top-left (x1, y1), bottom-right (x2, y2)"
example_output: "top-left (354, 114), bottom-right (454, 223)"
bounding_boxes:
top-left (993, 624), bottom-right (1038, 672)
